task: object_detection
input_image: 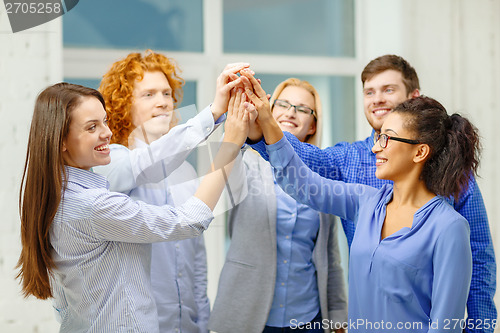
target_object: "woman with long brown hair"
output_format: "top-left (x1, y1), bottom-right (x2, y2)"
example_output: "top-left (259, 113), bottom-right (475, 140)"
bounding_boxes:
top-left (16, 82), bottom-right (249, 332)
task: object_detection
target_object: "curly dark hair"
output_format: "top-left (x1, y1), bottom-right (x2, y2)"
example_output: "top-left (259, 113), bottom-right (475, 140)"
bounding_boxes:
top-left (394, 96), bottom-right (481, 200)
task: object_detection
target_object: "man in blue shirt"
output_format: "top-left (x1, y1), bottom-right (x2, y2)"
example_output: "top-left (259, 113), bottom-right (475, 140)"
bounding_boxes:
top-left (249, 55), bottom-right (496, 333)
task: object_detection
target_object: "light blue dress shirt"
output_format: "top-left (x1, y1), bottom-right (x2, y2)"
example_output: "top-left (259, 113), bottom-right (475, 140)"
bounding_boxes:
top-left (266, 178), bottom-right (320, 327)
top-left (94, 105), bottom-right (220, 332)
top-left (266, 137), bottom-right (472, 333)
top-left (50, 166), bottom-right (213, 333)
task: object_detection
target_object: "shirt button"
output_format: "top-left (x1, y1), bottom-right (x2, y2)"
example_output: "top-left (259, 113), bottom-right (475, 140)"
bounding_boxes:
top-left (206, 127), bottom-right (210, 132)
top-left (178, 273), bottom-right (182, 277)
top-left (281, 282), bottom-right (285, 286)
top-left (283, 260), bottom-right (288, 264)
top-left (285, 235), bottom-right (290, 239)
top-left (186, 146), bottom-right (190, 150)
top-left (280, 304), bottom-right (284, 308)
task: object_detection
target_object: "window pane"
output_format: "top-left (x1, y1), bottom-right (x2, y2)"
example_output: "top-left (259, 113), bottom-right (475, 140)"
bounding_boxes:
top-left (63, 0), bottom-right (203, 52)
top-left (223, 0), bottom-right (354, 57)
top-left (258, 74), bottom-right (355, 146)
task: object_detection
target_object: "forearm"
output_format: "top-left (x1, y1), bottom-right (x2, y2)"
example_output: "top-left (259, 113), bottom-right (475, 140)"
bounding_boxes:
top-left (259, 116), bottom-right (284, 145)
top-left (194, 142), bottom-right (241, 211)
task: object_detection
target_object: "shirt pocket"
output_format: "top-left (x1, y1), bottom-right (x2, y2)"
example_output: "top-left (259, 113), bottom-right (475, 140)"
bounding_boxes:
top-left (376, 255), bottom-right (418, 303)
top-left (226, 257), bottom-right (256, 270)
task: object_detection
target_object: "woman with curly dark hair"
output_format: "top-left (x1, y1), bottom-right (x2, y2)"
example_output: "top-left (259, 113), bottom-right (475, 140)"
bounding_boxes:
top-left (245, 69), bottom-right (477, 333)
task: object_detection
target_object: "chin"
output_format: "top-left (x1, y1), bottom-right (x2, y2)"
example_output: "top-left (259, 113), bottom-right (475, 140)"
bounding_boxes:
top-left (375, 170), bottom-right (388, 180)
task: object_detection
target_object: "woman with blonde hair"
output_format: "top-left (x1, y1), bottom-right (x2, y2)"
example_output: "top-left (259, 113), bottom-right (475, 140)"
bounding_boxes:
top-left (209, 78), bottom-right (347, 333)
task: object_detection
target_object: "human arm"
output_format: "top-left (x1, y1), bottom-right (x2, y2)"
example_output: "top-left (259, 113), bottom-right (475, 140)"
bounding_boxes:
top-left (326, 218), bottom-right (348, 332)
top-left (454, 179), bottom-right (497, 333)
top-left (94, 105), bottom-right (219, 192)
top-left (193, 235), bottom-right (210, 333)
top-left (240, 70), bottom-right (348, 180)
top-left (90, 91), bottom-right (250, 242)
top-left (429, 219), bottom-right (472, 333)
top-left (266, 136), bottom-right (376, 221)
top-left (211, 63), bottom-right (250, 120)
top-left (194, 89), bottom-right (250, 211)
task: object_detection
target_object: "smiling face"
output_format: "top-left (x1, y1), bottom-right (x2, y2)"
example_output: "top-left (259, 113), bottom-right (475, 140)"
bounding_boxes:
top-left (371, 112), bottom-right (420, 182)
top-left (363, 69), bottom-right (419, 133)
top-left (130, 71), bottom-right (175, 142)
top-left (62, 97), bottom-right (112, 170)
top-left (272, 85), bottom-right (316, 142)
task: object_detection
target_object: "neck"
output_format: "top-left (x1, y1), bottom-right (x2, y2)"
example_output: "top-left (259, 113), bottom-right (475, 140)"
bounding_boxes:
top-left (130, 126), bottom-right (163, 146)
top-left (391, 176), bottom-right (435, 209)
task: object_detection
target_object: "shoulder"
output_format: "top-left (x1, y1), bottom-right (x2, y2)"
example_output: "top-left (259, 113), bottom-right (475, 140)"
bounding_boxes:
top-left (433, 198), bottom-right (470, 234)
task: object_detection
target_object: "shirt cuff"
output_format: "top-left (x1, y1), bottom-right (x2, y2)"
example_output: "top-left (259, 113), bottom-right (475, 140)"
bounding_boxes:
top-left (182, 196), bottom-right (214, 231)
top-left (197, 105), bottom-right (218, 135)
top-left (265, 136), bottom-right (295, 169)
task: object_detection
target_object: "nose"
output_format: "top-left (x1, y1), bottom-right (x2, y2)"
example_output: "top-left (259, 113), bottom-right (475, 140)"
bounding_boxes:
top-left (284, 105), bottom-right (297, 117)
top-left (373, 90), bottom-right (386, 105)
top-left (371, 139), bottom-right (382, 154)
top-left (155, 93), bottom-right (170, 108)
top-left (102, 124), bottom-right (113, 141)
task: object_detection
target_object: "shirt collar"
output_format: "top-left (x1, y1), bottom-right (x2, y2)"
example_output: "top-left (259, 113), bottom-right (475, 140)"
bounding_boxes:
top-left (65, 166), bottom-right (109, 190)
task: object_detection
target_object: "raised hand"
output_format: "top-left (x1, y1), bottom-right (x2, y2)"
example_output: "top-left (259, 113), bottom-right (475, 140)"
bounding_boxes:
top-left (239, 70), bottom-right (283, 145)
top-left (239, 69), bottom-right (273, 123)
top-left (223, 88), bottom-right (250, 147)
top-left (211, 63), bottom-right (252, 120)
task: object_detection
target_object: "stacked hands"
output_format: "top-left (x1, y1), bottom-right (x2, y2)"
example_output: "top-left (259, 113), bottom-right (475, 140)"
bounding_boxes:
top-left (214, 62), bottom-right (281, 147)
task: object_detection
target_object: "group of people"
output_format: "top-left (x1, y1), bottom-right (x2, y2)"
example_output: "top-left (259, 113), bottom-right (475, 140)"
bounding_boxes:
top-left (15, 50), bottom-right (496, 333)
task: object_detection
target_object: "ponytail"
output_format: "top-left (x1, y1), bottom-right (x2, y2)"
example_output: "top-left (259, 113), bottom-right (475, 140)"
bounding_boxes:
top-left (394, 96), bottom-right (481, 200)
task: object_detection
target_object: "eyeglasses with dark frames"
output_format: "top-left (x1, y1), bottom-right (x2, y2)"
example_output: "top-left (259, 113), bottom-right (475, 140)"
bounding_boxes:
top-left (273, 99), bottom-right (315, 117)
top-left (374, 133), bottom-right (420, 148)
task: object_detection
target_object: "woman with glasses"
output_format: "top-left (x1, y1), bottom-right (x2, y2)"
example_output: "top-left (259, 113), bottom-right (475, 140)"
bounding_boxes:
top-left (209, 78), bottom-right (347, 333)
top-left (241, 72), bottom-right (474, 333)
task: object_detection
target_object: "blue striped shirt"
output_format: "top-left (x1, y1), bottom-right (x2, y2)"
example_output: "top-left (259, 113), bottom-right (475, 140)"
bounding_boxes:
top-left (49, 166), bottom-right (213, 333)
top-left (251, 131), bottom-right (496, 333)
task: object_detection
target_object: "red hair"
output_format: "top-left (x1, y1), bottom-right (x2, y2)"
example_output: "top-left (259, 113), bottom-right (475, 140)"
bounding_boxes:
top-left (99, 50), bottom-right (184, 146)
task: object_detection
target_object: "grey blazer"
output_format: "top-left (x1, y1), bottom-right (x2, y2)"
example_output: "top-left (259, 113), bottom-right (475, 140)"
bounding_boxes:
top-left (209, 149), bottom-right (347, 333)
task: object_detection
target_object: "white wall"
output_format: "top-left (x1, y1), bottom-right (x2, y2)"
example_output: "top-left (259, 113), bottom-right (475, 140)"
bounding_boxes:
top-left (0, 12), bottom-right (62, 332)
top-left (359, 0), bottom-right (500, 329)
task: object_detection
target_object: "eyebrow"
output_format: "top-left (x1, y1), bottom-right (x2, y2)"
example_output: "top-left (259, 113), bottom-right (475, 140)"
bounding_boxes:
top-left (83, 117), bottom-right (106, 125)
top-left (383, 128), bottom-right (399, 135)
top-left (278, 99), bottom-right (313, 108)
top-left (363, 84), bottom-right (399, 91)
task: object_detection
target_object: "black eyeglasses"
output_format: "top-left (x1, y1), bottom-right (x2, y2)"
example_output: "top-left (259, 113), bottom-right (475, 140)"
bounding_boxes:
top-left (273, 99), bottom-right (315, 117)
top-left (374, 133), bottom-right (420, 148)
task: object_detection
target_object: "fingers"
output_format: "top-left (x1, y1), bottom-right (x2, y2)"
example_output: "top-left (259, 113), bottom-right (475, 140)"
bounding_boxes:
top-left (227, 89), bottom-right (236, 117)
top-left (244, 102), bottom-right (258, 122)
top-left (233, 88), bottom-right (242, 114)
top-left (223, 62), bottom-right (250, 72)
top-left (224, 76), bottom-right (244, 92)
top-left (240, 70), bottom-right (267, 99)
